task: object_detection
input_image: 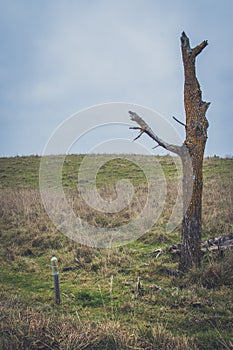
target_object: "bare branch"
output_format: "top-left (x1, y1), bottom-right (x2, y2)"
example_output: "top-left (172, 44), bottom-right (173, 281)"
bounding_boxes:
top-left (132, 131), bottom-right (144, 142)
top-left (192, 40), bottom-right (208, 57)
top-left (172, 116), bottom-right (187, 128)
top-left (152, 144), bottom-right (160, 150)
top-left (129, 126), bottom-right (141, 130)
top-left (129, 111), bottom-right (182, 155)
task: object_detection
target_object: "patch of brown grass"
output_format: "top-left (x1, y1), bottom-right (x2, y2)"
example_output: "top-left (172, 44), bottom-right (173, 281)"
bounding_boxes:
top-left (202, 177), bottom-right (233, 237)
top-left (0, 298), bottom-right (198, 350)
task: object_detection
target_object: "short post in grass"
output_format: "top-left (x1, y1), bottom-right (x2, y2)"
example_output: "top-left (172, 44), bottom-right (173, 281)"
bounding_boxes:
top-left (51, 254), bottom-right (60, 304)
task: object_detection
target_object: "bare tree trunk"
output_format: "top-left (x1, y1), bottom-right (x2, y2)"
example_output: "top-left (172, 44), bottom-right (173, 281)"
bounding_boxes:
top-left (179, 32), bottom-right (210, 269)
top-left (180, 152), bottom-right (203, 268)
top-left (129, 32), bottom-right (210, 271)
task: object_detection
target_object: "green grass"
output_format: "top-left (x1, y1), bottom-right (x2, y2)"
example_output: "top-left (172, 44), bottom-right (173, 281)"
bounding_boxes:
top-left (0, 154), bottom-right (178, 189)
top-left (0, 154), bottom-right (233, 349)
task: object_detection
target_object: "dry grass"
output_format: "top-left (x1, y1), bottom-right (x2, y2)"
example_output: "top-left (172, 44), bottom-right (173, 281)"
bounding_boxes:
top-left (0, 298), bottom-right (198, 350)
top-left (185, 249), bottom-right (233, 289)
top-left (202, 177), bottom-right (233, 237)
top-left (0, 171), bottom-right (231, 247)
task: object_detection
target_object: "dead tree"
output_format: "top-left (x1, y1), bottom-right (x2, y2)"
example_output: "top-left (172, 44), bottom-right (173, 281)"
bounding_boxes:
top-left (130, 32), bottom-right (210, 270)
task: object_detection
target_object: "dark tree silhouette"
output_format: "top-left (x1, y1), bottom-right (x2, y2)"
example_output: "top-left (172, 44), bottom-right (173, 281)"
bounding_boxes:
top-left (130, 32), bottom-right (210, 270)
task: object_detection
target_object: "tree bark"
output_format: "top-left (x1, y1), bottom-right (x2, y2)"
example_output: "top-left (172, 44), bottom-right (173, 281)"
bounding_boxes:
top-left (129, 32), bottom-right (210, 271)
top-left (179, 32), bottom-right (210, 269)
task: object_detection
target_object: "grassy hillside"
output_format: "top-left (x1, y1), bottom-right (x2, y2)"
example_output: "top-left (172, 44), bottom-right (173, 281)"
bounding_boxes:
top-left (0, 155), bottom-right (233, 349)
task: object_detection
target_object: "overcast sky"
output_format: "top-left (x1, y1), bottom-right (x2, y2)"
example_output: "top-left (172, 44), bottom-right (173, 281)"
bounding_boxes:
top-left (0, 0), bottom-right (233, 157)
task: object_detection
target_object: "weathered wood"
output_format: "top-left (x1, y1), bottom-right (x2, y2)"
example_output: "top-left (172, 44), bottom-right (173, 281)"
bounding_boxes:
top-left (129, 32), bottom-right (210, 271)
top-left (201, 233), bottom-right (233, 247)
top-left (150, 248), bottom-right (164, 259)
top-left (168, 233), bottom-right (233, 255)
top-left (129, 111), bottom-right (183, 156)
top-left (179, 32), bottom-right (210, 270)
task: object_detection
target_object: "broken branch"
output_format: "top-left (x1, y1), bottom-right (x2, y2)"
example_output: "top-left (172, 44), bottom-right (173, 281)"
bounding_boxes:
top-left (192, 40), bottom-right (208, 57)
top-left (133, 131), bottom-right (144, 142)
top-left (173, 116), bottom-right (187, 128)
top-left (129, 111), bottom-right (182, 156)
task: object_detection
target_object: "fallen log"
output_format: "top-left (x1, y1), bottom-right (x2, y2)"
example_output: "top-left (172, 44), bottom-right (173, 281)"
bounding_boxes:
top-left (201, 233), bottom-right (233, 248)
top-left (168, 233), bottom-right (233, 255)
